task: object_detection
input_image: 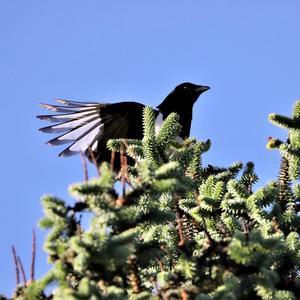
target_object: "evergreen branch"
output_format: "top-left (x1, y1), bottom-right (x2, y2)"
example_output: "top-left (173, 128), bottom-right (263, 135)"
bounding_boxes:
top-left (110, 149), bottom-right (115, 170)
top-left (143, 137), bottom-right (162, 167)
top-left (117, 146), bottom-right (128, 206)
top-left (80, 151), bottom-right (89, 182)
top-left (292, 101), bottom-right (300, 120)
top-left (266, 137), bottom-right (284, 149)
top-left (17, 256), bottom-right (27, 286)
top-left (269, 113), bottom-right (300, 129)
top-left (30, 229), bottom-right (36, 282)
top-left (88, 146), bottom-right (100, 177)
top-left (188, 142), bottom-right (204, 179)
top-left (127, 254), bottom-right (142, 294)
top-left (107, 139), bottom-right (144, 163)
top-left (68, 201), bottom-right (88, 213)
top-left (143, 107), bottom-right (165, 166)
top-left (11, 246), bottom-right (20, 286)
top-left (201, 164), bottom-right (227, 178)
top-left (107, 139), bottom-right (143, 151)
top-left (143, 106), bottom-right (156, 140)
top-left (156, 112), bottom-right (181, 148)
top-left (214, 161), bottom-right (243, 182)
top-left (277, 156), bottom-right (292, 213)
top-left (239, 161), bottom-right (258, 194)
top-left (176, 210), bottom-right (185, 247)
top-left (120, 139), bottom-right (143, 162)
top-left (278, 143), bottom-right (300, 180)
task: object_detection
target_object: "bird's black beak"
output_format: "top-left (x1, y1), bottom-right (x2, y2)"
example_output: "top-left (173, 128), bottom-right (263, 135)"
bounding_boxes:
top-left (195, 85), bottom-right (210, 93)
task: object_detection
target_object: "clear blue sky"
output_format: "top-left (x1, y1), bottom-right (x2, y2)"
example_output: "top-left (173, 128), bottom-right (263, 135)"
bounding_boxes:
top-left (0, 0), bottom-right (299, 296)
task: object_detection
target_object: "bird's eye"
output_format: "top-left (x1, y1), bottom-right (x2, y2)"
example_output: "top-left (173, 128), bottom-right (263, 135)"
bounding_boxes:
top-left (183, 86), bottom-right (187, 89)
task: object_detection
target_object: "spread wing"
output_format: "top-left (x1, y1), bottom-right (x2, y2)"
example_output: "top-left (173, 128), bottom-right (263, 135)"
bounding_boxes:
top-left (37, 99), bottom-right (145, 164)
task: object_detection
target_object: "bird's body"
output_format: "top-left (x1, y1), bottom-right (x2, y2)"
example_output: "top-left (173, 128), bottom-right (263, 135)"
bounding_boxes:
top-left (37, 82), bottom-right (209, 165)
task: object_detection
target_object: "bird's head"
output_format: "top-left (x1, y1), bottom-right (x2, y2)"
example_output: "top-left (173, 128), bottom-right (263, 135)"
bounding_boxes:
top-left (157, 82), bottom-right (210, 113)
top-left (173, 82), bottom-right (210, 104)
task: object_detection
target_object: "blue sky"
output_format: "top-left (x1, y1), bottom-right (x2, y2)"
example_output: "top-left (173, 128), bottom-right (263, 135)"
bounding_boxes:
top-left (1, 0), bottom-right (299, 295)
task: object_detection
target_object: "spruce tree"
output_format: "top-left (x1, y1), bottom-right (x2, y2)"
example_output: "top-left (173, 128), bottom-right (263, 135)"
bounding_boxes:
top-left (5, 103), bottom-right (300, 299)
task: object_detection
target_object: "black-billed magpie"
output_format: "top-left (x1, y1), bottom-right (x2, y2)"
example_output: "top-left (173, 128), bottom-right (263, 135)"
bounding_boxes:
top-left (37, 82), bottom-right (209, 165)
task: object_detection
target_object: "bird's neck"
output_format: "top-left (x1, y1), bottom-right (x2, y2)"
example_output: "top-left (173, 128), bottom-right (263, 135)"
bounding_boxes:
top-left (158, 94), bottom-right (191, 114)
top-left (157, 95), bottom-right (193, 139)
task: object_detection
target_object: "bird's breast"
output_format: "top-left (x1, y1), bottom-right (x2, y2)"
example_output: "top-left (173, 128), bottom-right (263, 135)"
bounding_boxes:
top-left (155, 112), bottom-right (164, 135)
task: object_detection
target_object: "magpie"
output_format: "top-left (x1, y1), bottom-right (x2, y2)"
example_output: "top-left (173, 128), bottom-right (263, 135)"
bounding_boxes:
top-left (37, 82), bottom-right (209, 166)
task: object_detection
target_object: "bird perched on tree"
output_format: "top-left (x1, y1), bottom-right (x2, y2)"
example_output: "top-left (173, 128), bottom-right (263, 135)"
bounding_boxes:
top-left (37, 82), bottom-right (209, 166)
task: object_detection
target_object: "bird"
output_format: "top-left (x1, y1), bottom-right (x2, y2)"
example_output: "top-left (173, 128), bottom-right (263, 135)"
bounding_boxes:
top-left (37, 82), bottom-right (210, 167)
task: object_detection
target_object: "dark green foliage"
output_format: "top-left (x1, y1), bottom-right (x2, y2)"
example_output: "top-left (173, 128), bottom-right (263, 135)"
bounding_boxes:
top-left (9, 102), bottom-right (300, 299)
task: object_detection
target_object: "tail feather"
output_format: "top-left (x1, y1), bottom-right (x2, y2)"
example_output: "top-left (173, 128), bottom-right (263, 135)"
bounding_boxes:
top-left (55, 99), bottom-right (103, 107)
top-left (39, 113), bottom-right (100, 133)
top-left (59, 123), bottom-right (104, 156)
top-left (37, 110), bottom-right (98, 123)
top-left (39, 103), bottom-right (96, 113)
top-left (48, 118), bottom-right (100, 144)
